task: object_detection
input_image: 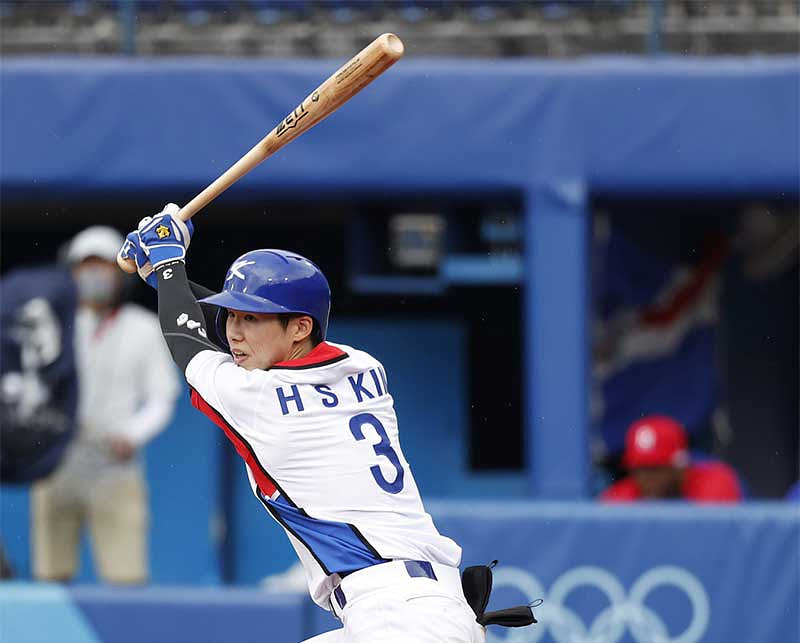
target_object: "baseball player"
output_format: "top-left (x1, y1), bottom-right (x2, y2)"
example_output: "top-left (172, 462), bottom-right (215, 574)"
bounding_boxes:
top-left (119, 205), bottom-right (488, 642)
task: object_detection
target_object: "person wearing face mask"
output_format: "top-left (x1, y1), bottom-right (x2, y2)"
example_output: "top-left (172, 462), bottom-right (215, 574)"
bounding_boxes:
top-left (30, 226), bottom-right (180, 585)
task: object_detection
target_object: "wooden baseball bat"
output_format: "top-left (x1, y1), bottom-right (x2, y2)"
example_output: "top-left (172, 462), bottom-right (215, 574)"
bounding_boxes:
top-left (118, 32), bottom-right (404, 273)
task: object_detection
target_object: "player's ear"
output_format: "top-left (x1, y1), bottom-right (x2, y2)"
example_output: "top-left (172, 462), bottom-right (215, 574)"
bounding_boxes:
top-left (291, 315), bottom-right (314, 343)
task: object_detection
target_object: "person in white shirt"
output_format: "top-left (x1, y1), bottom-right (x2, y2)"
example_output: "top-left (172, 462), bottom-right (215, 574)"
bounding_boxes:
top-left (32, 226), bottom-right (180, 585)
top-left (118, 206), bottom-right (496, 642)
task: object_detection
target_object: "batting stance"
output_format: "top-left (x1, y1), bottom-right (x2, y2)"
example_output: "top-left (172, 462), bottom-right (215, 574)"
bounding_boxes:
top-left (120, 205), bottom-right (530, 642)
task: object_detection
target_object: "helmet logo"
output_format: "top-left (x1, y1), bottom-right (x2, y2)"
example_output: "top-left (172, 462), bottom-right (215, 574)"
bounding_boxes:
top-left (226, 260), bottom-right (256, 281)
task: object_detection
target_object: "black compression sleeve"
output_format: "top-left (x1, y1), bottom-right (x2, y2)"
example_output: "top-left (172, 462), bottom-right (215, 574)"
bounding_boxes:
top-left (157, 261), bottom-right (223, 373)
top-left (188, 280), bottom-right (221, 339)
top-left (189, 280), bottom-right (215, 299)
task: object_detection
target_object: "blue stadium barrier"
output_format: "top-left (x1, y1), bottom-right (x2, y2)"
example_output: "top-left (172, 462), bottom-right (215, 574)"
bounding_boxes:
top-left (1, 57), bottom-right (797, 499)
top-left (1, 502), bottom-right (796, 643)
top-left (431, 501), bottom-right (800, 643)
top-left (0, 583), bottom-right (311, 643)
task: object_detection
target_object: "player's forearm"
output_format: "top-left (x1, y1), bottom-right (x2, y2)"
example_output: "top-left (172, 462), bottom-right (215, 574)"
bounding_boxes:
top-left (156, 261), bottom-right (221, 372)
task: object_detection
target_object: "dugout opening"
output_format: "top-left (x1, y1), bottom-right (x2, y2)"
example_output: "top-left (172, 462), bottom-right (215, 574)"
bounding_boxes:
top-left (588, 196), bottom-right (799, 497)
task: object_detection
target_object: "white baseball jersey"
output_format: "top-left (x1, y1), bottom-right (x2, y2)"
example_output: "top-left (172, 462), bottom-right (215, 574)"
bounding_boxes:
top-left (184, 341), bottom-right (462, 608)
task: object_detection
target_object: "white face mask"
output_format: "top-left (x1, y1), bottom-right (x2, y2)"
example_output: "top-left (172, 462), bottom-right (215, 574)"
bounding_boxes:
top-left (74, 266), bottom-right (119, 306)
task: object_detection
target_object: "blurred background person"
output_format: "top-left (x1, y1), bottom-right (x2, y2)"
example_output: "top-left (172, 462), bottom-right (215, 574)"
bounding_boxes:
top-left (30, 226), bottom-right (180, 585)
top-left (601, 415), bottom-right (743, 503)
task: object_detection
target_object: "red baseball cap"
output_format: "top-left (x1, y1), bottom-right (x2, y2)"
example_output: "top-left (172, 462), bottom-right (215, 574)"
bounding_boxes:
top-left (623, 415), bottom-right (689, 469)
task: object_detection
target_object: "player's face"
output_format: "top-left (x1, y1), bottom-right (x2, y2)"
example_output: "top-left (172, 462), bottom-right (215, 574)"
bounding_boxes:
top-left (225, 310), bottom-right (294, 370)
top-left (72, 256), bottom-right (122, 308)
top-left (632, 466), bottom-right (683, 499)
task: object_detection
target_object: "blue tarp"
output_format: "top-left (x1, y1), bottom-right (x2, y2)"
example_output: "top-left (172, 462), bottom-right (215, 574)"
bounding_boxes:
top-left (1, 56), bottom-right (797, 195)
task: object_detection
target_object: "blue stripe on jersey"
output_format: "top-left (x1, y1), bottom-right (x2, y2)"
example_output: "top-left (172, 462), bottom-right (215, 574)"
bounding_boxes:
top-left (268, 495), bottom-right (387, 574)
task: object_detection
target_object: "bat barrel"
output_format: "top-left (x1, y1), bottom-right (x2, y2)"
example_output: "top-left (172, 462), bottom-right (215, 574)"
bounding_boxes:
top-left (380, 33), bottom-right (405, 59)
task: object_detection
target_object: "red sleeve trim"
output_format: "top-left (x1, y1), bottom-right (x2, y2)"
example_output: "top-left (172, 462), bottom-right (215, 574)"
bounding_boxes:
top-left (271, 342), bottom-right (348, 370)
top-left (190, 387), bottom-right (279, 500)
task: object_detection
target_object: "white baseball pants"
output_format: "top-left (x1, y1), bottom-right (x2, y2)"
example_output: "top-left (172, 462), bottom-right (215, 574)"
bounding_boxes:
top-left (303, 561), bottom-right (485, 643)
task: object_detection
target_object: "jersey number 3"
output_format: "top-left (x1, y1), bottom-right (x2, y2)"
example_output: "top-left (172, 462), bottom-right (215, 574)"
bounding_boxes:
top-left (349, 413), bottom-right (405, 494)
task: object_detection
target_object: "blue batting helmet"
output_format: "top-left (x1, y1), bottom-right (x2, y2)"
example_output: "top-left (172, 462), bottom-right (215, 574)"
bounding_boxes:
top-left (199, 249), bottom-right (331, 345)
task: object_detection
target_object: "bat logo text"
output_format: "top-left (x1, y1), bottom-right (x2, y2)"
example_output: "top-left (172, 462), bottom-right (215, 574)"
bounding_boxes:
top-left (276, 101), bottom-right (309, 137)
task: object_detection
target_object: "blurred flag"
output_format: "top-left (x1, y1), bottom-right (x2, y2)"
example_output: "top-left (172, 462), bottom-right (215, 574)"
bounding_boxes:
top-left (1, 264), bottom-right (78, 483)
top-left (591, 221), bottom-right (728, 459)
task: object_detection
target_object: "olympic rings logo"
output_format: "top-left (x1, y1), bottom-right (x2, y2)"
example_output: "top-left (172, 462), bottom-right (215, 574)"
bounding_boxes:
top-left (487, 565), bottom-right (710, 643)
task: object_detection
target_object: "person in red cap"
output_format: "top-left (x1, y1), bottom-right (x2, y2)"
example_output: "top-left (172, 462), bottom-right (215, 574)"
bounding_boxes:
top-left (601, 415), bottom-right (742, 502)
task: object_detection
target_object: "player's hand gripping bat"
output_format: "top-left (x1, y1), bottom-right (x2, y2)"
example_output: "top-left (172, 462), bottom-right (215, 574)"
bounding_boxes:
top-left (117, 33), bottom-right (404, 273)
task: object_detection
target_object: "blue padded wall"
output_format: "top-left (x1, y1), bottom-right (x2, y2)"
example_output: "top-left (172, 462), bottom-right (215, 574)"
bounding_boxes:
top-left (2, 56), bottom-right (797, 501)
